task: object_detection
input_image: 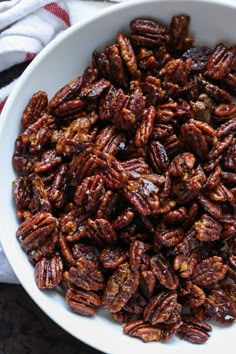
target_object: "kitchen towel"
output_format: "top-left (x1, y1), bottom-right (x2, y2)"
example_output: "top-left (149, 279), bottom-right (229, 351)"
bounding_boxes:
top-left (0, 0), bottom-right (127, 283)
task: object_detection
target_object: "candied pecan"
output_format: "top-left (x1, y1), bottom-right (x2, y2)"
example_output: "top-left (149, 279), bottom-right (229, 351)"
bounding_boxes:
top-left (134, 106), bottom-right (155, 147)
top-left (183, 46), bottom-right (212, 72)
top-left (34, 255), bottom-right (63, 289)
top-left (143, 290), bottom-right (178, 324)
top-left (49, 76), bottom-right (83, 111)
top-left (194, 214), bottom-right (222, 241)
top-left (117, 32), bottom-right (139, 78)
top-left (173, 251), bottom-right (198, 278)
top-left (155, 228), bottom-right (184, 248)
top-left (213, 103), bottom-right (236, 122)
top-left (204, 289), bottom-right (236, 326)
top-left (80, 78), bottom-right (110, 100)
top-left (21, 114), bottom-right (56, 153)
top-left (47, 164), bottom-right (68, 208)
top-left (227, 255), bottom-right (236, 281)
top-left (169, 15), bottom-right (193, 52)
top-left (65, 287), bottom-right (101, 317)
top-left (220, 215), bottom-right (236, 240)
top-left (28, 173), bottom-right (51, 213)
top-left (223, 140), bottom-right (236, 170)
top-left (12, 176), bottom-right (31, 210)
top-left (200, 77), bottom-right (232, 102)
top-left (94, 125), bottom-right (126, 155)
top-left (96, 190), bottom-right (118, 219)
top-left (180, 121), bottom-right (208, 160)
top-left (190, 94), bottom-right (214, 124)
top-left (180, 281), bottom-right (206, 308)
top-left (196, 193), bottom-right (222, 219)
top-left (129, 240), bottom-right (151, 271)
top-left (34, 149), bottom-right (62, 173)
top-left (148, 141), bottom-right (169, 174)
top-left (205, 43), bottom-right (236, 80)
top-left (150, 254), bottom-right (179, 290)
top-left (121, 158), bottom-right (151, 175)
top-left (58, 232), bottom-right (76, 266)
top-left (72, 243), bottom-right (99, 264)
top-left (163, 207), bottom-right (187, 226)
top-left (28, 232), bottom-right (58, 264)
top-left (192, 256), bottom-right (228, 287)
top-left (21, 91), bottom-right (48, 128)
top-left (106, 44), bottom-right (128, 88)
top-left (159, 58), bottom-right (191, 87)
top-left (69, 258), bottom-right (104, 291)
top-left (169, 152), bottom-right (196, 176)
top-left (12, 136), bottom-right (38, 173)
top-left (96, 150), bottom-right (128, 189)
top-left (140, 270), bottom-right (156, 298)
top-left (207, 182), bottom-right (235, 203)
top-left (130, 18), bottom-right (169, 48)
top-left (16, 212), bottom-right (57, 251)
top-left (123, 319), bottom-right (162, 342)
top-left (112, 207), bottom-right (135, 231)
top-left (123, 291), bottom-right (147, 315)
top-left (151, 123), bottom-right (173, 140)
top-left (177, 315), bottom-right (212, 344)
top-left (86, 218), bottom-right (117, 245)
top-left (68, 150), bottom-right (97, 186)
top-left (74, 175), bottom-right (105, 213)
top-left (102, 262), bottom-right (140, 313)
top-left (136, 48), bottom-right (157, 71)
top-left (53, 98), bottom-right (86, 117)
top-left (204, 165), bottom-right (221, 189)
top-left (123, 174), bottom-right (160, 215)
top-left (142, 76), bottom-right (165, 106)
top-left (216, 117), bottom-right (236, 138)
top-left (99, 246), bottom-right (128, 269)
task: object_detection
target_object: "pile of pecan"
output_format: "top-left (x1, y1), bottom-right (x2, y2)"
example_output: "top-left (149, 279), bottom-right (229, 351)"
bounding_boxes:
top-left (12, 14), bottom-right (236, 344)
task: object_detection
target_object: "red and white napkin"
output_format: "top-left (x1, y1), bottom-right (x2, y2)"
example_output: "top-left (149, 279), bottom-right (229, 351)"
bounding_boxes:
top-left (0, 0), bottom-right (127, 282)
top-left (0, 0), bottom-right (71, 112)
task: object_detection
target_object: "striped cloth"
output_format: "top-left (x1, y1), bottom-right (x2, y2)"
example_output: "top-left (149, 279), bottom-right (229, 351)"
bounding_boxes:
top-left (0, 0), bottom-right (71, 113)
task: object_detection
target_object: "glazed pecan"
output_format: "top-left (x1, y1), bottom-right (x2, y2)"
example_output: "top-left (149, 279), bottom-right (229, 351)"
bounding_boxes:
top-left (148, 141), bottom-right (169, 174)
top-left (21, 91), bottom-right (48, 128)
top-left (169, 15), bottom-right (193, 52)
top-left (102, 262), bottom-right (140, 313)
top-left (69, 258), bottom-right (104, 291)
top-left (194, 214), bottom-right (222, 241)
top-left (86, 218), bottom-right (117, 245)
top-left (150, 254), bottom-right (179, 290)
top-left (65, 287), bottom-right (101, 317)
top-left (48, 76), bottom-right (83, 111)
top-left (34, 255), bottom-right (63, 289)
top-left (205, 43), bottom-right (236, 80)
top-left (143, 290), bottom-right (178, 324)
top-left (134, 106), bottom-right (155, 147)
top-left (123, 174), bottom-right (160, 215)
top-left (130, 18), bottom-right (169, 48)
top-left (204, 289), bottom-right (236, 326)
top-left (99, 246), bottom-right (128, 269)
top-left (16, 212), bottom-right (57, 251)
top-left (192, 256), bottom-right (228, 287)
top-left (177, 315), bottom-right (212, 344)
top-left (123, 319), bottom-right (162, 342)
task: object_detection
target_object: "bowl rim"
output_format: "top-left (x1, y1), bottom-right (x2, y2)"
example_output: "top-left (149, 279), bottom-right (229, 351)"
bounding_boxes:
top-left (1, 0), bottom-right (236, 353)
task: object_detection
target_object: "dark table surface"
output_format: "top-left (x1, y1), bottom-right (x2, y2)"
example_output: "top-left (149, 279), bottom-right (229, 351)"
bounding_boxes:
top-left (0, 283), bottom-right (104, 354)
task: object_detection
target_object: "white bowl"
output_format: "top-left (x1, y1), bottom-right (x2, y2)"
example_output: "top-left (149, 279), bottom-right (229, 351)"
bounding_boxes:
top-left (0, 0), bottom-right (235, 353)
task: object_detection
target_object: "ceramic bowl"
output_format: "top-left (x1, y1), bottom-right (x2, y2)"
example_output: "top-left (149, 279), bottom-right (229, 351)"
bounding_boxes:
top-left (0, 0), bottom-right (235, 353)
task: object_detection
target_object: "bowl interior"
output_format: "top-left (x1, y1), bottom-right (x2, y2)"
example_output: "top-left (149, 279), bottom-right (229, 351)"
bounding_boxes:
top-left (0, 0), bottom-right (235, 353)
